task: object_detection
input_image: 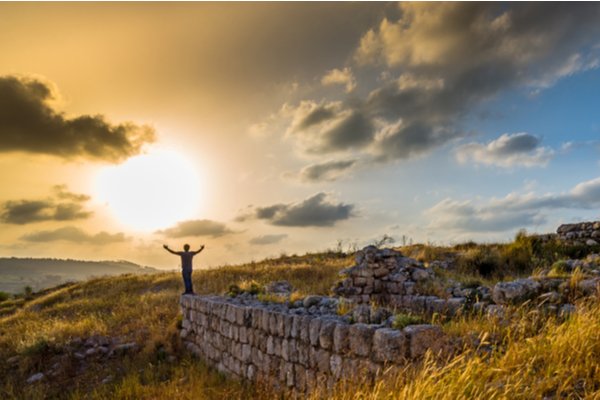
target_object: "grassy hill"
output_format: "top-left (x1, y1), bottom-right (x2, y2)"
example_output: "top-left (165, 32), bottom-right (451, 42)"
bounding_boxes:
top-left (2, 240), bottom-right (600, 399)
top-left (0, 258), bottom-right (158, 295)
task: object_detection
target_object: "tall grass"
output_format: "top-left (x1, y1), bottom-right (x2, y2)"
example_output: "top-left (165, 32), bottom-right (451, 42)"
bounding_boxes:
top-left (4, 245), bottom-right (600, 399)
top-left (0, 252), bottom-right (349, 399)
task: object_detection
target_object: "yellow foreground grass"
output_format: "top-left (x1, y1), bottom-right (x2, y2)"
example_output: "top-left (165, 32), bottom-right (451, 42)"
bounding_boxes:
top-left (2, 252), bottom-right (600, 399)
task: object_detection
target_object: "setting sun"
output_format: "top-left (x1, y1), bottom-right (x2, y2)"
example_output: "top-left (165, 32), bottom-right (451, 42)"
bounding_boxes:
top-left (95, 149), bottom-right (201, 231)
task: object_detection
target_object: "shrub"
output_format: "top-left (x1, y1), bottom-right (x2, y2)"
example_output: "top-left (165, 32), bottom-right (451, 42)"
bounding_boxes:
top-left (392, 313), bottom-right (424, 330)
top-left (456, 246), bottom-right (501, 277)
top-left (548, 260), bottom-right (570, 278)
top-left (0, 291), bottom-right (10, 302)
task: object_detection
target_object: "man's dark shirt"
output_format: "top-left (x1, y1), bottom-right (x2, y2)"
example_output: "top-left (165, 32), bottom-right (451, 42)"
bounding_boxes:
top-left (177, 251), bottom-right (195, 270)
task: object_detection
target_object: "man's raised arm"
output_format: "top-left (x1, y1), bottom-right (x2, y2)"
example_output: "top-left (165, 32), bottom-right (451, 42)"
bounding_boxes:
top-left (194, 245), bottom-right (205, 255)
top-left (163, 244), bottom-right (179, 255)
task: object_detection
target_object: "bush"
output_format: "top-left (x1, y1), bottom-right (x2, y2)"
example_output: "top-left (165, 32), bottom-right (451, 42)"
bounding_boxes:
top-left (498, 230), bottom-right (535, 274)
top-left (392, 313), bottom-right (424, 330)
top-left (456, 246), bottom-right (501, 277)
top-left (548, 260), bottom-right (570, 277)
top-left (0, 291), bottom-right (10, 302)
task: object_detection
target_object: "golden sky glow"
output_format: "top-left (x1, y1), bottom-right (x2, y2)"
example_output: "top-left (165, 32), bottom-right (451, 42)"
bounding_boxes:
top-left (1, 3), bottom-right (600, 269)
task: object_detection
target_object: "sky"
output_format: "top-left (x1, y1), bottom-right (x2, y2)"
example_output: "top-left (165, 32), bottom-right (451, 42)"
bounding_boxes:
top-left (1, 2), bottom-right (600, 269)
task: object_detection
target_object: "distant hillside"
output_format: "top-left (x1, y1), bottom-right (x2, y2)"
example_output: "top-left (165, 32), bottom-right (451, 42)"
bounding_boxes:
top-left (0, 257), bottom-right (158, 294)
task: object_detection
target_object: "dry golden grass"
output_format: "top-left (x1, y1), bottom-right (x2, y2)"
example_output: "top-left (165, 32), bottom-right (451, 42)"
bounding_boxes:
top-left (0, 252), bottom-right (349, 399)
top-left (2, 248), bottom-right (600, 399)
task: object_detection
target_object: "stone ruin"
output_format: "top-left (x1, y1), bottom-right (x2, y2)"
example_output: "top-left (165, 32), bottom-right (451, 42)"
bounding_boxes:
top-left (180, 223), bottom-right (600, 395)
top-left (180, 294), bottom-right (446, 395)
top-left (333, 246), bottom-right (469, 316)
top-left (557, 221), bottom-right (600, 246)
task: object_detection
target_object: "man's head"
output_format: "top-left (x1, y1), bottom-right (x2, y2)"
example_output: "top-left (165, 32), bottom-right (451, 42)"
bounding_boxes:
top-left (184, 244), bottom-right (190, 251)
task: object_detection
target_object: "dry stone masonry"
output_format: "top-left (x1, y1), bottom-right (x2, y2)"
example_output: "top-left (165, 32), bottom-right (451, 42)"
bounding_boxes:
top-left (333, 246), bottom-right (472, 317)
top-left (557, 221), bottom-right (600, 246)
top-left (180, 227), bottom-right (600, 394)
top-left (180, 294), bottom-right (446, 394)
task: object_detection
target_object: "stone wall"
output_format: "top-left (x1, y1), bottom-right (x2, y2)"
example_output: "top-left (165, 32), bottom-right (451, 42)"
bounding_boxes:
top-left (180, 294), bottom-right (446, 394)
top-left (557, 221), bottom-right (600, 246)
top-left (333, 246), bottom-right (473, 316)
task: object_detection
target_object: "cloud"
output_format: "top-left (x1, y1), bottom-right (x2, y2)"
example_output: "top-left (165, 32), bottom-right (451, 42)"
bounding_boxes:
top-left (285, 101), bottom-right (374, 154)
top-left (296, 159), bottom-right (357, 182)
top-left (426, 176), bottom-right (600, 233)
top-left (0, 75), bottom-right (155, 162)
top-left (21, 226), bottom-right (128, 245)
top-left (156, 219), bottom-right (234, 238)
top-left (280, 3), bottom-right (600, 164)
top-left (0, 186), bottom-right (92, 224)
top-left (321, 67), bottom-right (356, 92)
top-left (249, 234), bottom-right (288, 245)
top-left (455, 133), bottom-right (555, 168)
top-left (239, 192), bottom-right (355, 227)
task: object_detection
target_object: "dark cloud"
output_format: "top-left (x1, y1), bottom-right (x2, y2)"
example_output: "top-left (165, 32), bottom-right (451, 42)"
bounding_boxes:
top-left (241, 192), bottom-right (355, 227)
top-left (21, 226), bottom-right (127, 245)
top-left (0, 75), bottom-right (155, 162)
top-left (283, 3), bottom-right (600, 163)
top-left (0, 186), bottom-right (92, 224)
top-left (456, 133), bottom-right (554, 168)
top-left (286, 101), bottom-right (374, 154)
top-left (427, 176), bottom-right (600, 232)
top-left (297, 159), bottom-right (357, 182)
top-left (156, 219), bottom-right (234, 238)
top-left (249, 234), bottom-right (288, 245)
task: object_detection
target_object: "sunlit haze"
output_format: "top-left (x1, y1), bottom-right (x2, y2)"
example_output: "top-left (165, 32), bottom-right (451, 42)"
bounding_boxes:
top-left (1, 2), bottom-right (600, 269)
top-left (95, 149), bottom-right (202, 232)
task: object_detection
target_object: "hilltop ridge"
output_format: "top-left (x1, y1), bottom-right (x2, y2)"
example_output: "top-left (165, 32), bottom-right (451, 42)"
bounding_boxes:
top-left (0, 257), bottom-right (158, 294)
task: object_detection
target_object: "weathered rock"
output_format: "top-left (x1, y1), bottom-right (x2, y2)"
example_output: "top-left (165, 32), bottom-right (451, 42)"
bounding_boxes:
top-left (403, 325), bottom-right (443, 359)
top-left (265, 281), bottom-right (293, 296)
top-left (348, 323), bottom-right (374, 357)
top-left (26, 372), bottom-right (44, 384)
top-left (372, 328), bottom-right (406, 363)
top-left (492, 278), bottom-right (542, 305)
top-left (303, 295), bottom-right (322, 308)
top-left (578, 279), bottom-right (600, 295)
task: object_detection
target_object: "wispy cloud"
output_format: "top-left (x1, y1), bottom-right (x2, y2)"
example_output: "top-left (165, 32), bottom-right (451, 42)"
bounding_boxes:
top-left (455, 133), bottom-right (555, 168)
top-left (156, 219), bottom-right (235, 238)
top-left (21, 226), bottom-right (128, 245)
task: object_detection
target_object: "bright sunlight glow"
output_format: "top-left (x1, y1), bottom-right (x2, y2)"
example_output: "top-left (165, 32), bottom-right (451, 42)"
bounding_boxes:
top-left (95, 149), bottom-right (201, 231)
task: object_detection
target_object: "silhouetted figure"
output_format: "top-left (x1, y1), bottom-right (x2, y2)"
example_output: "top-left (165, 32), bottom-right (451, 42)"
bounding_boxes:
top-left (163, 243), bottom-right (204, 295)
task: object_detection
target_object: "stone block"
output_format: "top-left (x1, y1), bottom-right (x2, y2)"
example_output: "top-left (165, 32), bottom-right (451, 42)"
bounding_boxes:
top-left (299, 316), bottom-right (311, 343)
top-left (282, 314), bottom-right (293, 338)
top-left (348, 323), bottom-right (374, 357)
top-left (403, 324), bottom-right (443, 359)
top-left (329, 354), bottom-right (343, 379)
top-left (309, 318), bottom-right (322, 346)
top-left (319, 320), bottom-right (336, 350)
top-left (372, 328), bottom-right (407, 363)
top-left (241, 344), bottom-right (252, 363)
top-left (269, 313), bottom-right (278, 335)
top-left (354, 277), bottom-right (367, 287)
top-left (276, 313), bottom-right (285, 337)
top-left (239, 326), bottom-right (248, 344)
top-left (260, 309), bottom-right (270, 332)
top-left (297, 342), bottom-right (310, 366)
top-left (294, 364), bottom-right (306, 392)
